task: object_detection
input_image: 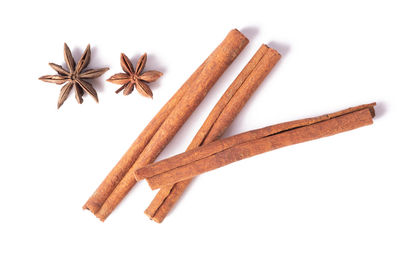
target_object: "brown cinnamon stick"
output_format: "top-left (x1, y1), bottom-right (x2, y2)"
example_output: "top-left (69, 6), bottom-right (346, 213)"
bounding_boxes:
top-left (144, 44), bottom-right (281, 222)
top-left (135, 103), bottom-right (376, 189)
top-left (85, 29), bottom-right (249, 221)
top-left (83, 63), bottom-right (204, 214)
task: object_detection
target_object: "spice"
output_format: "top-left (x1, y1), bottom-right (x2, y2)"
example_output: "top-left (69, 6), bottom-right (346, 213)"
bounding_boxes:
top-left (39, 43), bottom-right (109, 109)
top-left (107, 53), bottom-right (162, 98)
top-left (145, 44), bottom-right (281, 223)
top-left (83, 29), bottom-right (249, 221)
top-left (135, 103), bottom-right (376, 189)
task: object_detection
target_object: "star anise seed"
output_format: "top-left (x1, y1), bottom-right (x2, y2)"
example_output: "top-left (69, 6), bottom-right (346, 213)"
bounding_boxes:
top-left (107, 53), bottom-right (162, 98)
top-left (39, 43), bottom-right (109, 109)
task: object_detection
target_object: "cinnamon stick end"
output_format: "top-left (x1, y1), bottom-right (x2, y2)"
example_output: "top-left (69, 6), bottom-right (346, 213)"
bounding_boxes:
top-left (82, 204), bottom-right (107, 222)
top-left (134, 169), bottom-right (145, 181)
top-left (82, 202), bottom-right (99, 215)
top-left (144, 211), bottom-right (162, 223)
top-left (367, 102), bottom-right (377, 118)
top-left (148, 181), bottom-right (159, 191)
top-left (231, 28), bottom-right (249, 41)
top-left (152, 217), bottom-right (162, 223)
top-left (144, 210), bottom-right (163, 223)
top-left (94, 213), bottom-right (106, 222)
top-left (263, 44), bottom-right (281, 58)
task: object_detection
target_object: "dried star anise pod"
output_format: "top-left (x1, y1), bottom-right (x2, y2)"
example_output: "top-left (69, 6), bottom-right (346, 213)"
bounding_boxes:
top-left (107, 53), bottom-right (163, 98)
top-left (39, 43), bottom-right (109, 109)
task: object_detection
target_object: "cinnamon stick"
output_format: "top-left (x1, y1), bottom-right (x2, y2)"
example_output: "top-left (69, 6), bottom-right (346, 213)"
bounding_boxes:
top-left (144, 44), bottom-right (281, 222)
top-left (85, 29), bottom-right (249, 221)
top-left (135, 103), bottom-right (376, 189)
top-left (83, 63), bottom-right (204, 214)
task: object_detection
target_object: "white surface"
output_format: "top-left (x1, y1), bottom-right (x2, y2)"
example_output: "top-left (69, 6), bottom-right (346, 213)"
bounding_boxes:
top-left (0, 0), bottom-right (399, 266)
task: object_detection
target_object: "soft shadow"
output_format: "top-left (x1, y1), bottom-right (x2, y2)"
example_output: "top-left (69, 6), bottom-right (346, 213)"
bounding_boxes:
top-left (267, 41), bottom-right (291, 56)
top-left (374, 101), bottom-right (387, 119)
top-left (145, 53), bottom-right (166, 92)
top-left (87, 45), bottom-right (110, 94)
top-left (146, 54), bottom-right (167, 74)
top-left (71, 45), bottom-right (84, 64)
top-left (240, 26), bottom-right (259, 39)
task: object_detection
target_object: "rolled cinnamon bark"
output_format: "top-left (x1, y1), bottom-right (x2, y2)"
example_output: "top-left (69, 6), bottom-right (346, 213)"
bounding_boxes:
top-left (144, 44), bottom-right (281, 222)
top-left (135, 103), bottom-right (376, 190)
top-left (83, 62), bottom-right (205, 214)
top-left (88, 29), bottom-right (249, 221)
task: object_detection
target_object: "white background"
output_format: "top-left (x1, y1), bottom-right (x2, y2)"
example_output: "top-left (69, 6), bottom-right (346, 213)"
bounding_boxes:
top-left (0, 0), bottom-right (399, 266)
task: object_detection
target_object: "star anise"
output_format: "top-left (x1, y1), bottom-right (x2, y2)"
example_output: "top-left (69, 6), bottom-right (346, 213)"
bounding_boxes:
top-left (39, 43), bottom-right (109, 109)
top-left (107, 53), bottom-right (162, 98)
